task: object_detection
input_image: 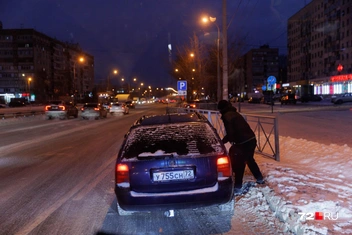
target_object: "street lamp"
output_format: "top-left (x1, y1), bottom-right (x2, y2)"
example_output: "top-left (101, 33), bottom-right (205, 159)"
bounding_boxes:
top-left (202, 16), bottom-right (221, 101)
top-left (107, 69), bottom-right (118, 92)
top-left (73, 56), bottom-right (85, 102)
top-left (28, 77), bottom-right (32, 102)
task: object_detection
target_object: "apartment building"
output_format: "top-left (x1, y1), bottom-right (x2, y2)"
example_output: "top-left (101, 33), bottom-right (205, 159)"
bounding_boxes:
top-left (287, 0), bottom-right (352, 96)
top-left (0, 22), bottom-right (94, 103)
top-left (242, 45), bottom-right (279, 94)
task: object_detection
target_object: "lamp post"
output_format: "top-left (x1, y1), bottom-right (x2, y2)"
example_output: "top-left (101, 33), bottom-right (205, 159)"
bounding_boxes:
top-left (121, 78), bottom-right (130, 93)
top-left (107, 69), bottom-right (118, 92)
top-left (73, 56), bottom-right (84, 103)
top-left (28, 77), bottom-right (32, 102)
top-left (203, 16), bottom-right (221, 101)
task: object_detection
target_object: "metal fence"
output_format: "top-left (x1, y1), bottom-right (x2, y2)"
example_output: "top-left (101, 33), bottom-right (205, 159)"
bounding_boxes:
top-left (166, 107), bottom-right (280, 161)
top-left (0, 111), bottom-right (45, 119)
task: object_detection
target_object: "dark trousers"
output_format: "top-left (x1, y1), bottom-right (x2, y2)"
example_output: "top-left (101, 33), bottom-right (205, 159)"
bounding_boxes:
top-left (229, 138), bottom-right (263, 188)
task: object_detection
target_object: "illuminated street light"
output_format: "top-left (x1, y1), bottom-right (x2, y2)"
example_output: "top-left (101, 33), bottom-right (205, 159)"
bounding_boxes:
top-left (107, 69), bottom-right (118, 92)
top-left (28, 77), bottom-right (32, 102)
top-left (73, 56), bottom-right (85, 102)
top-left (202, 15), bottom-right (221, 101)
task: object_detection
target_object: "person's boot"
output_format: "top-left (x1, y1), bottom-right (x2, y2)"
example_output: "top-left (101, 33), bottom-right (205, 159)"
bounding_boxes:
top-left (256, 178), bottom-right (265, 184)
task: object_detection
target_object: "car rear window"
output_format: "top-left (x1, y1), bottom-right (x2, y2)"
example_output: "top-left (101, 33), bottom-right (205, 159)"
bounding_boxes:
top-left (84, 103), bottom-right (98, 108)
top-left (49, 100), bottom-right (64, 105)
top-left (122, 122), bottom-right (224, 159)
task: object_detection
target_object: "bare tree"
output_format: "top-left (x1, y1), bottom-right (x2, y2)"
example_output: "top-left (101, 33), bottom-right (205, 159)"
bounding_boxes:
top-left (170, 33), bottom-right (210, 100)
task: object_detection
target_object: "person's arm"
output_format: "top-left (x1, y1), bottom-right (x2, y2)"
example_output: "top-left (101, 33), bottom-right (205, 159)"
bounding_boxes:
top-left (222, 135), bottom-right (229, 144)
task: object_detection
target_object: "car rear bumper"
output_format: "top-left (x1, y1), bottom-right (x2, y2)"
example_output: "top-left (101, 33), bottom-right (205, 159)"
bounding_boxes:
top-left (115, 178), bottom-right (234, 211)
top-left (45, 111), bottom-right (67, 118)
top-left (81, 112), bottom-right (99, 118)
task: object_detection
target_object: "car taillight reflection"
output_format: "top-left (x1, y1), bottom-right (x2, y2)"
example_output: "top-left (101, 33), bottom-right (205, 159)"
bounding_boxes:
top-left (217, 156), bottom-right (232, 177)
top-left (116, 164), bottom-right (130, 184)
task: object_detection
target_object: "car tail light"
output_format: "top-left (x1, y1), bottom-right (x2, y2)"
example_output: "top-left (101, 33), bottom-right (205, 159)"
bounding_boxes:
top-left (59, 105), bottom-right (65, 111)
top-left (116, 164), bottom-right (129, 183)
top-left (94, 107), bottom-right (99, 111)
top-left (45, 105), bottom-right (50, 111)
top-left (80, 107), bottom-right (85, 111)
top-left (217, 156), bottom-right (232, 177)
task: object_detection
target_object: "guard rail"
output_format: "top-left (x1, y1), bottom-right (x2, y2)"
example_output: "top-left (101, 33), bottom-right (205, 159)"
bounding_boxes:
top-left (166, 107), bottom-right (280, 161)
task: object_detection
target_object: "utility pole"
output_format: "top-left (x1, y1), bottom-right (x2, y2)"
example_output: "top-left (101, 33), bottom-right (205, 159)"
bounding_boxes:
top-left (222, 0), bottom-right (228, 100)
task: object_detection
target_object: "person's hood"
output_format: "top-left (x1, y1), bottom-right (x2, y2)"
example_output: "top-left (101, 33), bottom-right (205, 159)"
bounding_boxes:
top-left (220, 104), bottom-right (237, 114)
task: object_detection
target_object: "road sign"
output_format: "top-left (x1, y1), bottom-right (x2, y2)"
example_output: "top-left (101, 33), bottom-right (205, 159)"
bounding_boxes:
top-left (177, 81), bottom-right (187, 91)
top-left (267, 76), bottom-right (276, 85)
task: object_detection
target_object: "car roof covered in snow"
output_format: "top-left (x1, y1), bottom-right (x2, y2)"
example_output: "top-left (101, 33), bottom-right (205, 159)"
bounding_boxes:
top-left (133, 112), bottom-right (208, 126)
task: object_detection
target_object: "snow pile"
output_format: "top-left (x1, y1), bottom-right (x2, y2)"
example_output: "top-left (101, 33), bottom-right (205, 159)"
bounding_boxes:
top-left (239, 136), bottom-right (352, 234)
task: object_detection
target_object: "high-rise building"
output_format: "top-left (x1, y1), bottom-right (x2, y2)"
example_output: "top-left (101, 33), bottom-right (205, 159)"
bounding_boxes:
top-left (0, 23), bottom-right (94, 103)
top-left (287, 0), bottom-right (352, 96)
top-left (242, 45), bottom-right (279, 94)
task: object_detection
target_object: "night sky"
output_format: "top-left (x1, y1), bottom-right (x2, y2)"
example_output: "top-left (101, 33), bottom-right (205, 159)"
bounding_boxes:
top-left (1, 0), bottom-right (311, 88)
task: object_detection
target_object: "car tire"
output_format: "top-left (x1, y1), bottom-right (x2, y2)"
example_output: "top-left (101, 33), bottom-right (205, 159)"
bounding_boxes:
top-left (335, 100), bottom-right (343, 104)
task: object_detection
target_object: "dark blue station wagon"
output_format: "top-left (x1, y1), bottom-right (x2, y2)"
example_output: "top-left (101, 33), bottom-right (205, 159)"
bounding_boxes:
top-left (114, 112), bottom-right (234, 216)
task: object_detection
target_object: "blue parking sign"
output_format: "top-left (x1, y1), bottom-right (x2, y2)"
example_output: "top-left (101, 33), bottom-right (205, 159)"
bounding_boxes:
top-left (177, 81), bottom-right (187, 91)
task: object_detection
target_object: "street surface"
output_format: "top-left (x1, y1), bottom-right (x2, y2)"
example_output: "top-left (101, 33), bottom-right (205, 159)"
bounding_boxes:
top-left (1, 101), bottom-right (351, 235)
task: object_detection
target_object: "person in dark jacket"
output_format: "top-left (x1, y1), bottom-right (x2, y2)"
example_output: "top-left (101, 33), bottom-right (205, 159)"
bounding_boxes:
top-left (217, 100), bottom-right (264, 195)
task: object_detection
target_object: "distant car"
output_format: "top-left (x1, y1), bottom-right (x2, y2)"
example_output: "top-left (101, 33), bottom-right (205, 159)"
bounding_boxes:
top-left (80, 103), bottom-right (108, 120)
top-left (300, 94), bottom-right (323, 102)
top-left (272, 94), bottom-right (283, 102)
top-left (248, 96), bottom-right (263, 104)
top-left (102, 102), bottom-right (111, 111)
top-left (45, 100), bottom-right (78, 120)
top-left (331, 93), bottom-right (352, 104)
top-left (8, 100), bottom-right (26, 107)
top-left (184, 99), bottom-right (217, 109)
top-left (109, 103), bottom-right (129, 115)
top-left (281, 94), bottom-right (297, 105)
top-left (125, 100), bottom-right (135, 109)
top-left (114, 112), bottom-right (234, 216)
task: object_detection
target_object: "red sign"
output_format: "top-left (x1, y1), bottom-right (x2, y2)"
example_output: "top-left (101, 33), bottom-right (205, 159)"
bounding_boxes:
top-left (337, 64), bottom-right (343, 72)
top-left (330, 74), bottom-right (352, 82)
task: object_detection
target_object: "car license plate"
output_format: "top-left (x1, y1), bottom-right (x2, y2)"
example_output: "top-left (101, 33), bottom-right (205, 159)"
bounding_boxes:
top-left (153, 170), bottom-right (194, 182)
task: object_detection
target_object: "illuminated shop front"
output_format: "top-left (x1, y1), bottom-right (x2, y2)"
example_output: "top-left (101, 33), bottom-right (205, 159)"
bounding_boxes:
top-left (313, 74), bottom-right (352, 96)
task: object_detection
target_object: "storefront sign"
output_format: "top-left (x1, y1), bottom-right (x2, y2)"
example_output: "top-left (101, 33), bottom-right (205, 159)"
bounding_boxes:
top-left (330, 74), bottom-right (352, 82)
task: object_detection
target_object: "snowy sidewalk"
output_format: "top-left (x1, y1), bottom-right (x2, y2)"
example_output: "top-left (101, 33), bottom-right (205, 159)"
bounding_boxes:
top-left (238, 136), bottom-right (352, 235)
